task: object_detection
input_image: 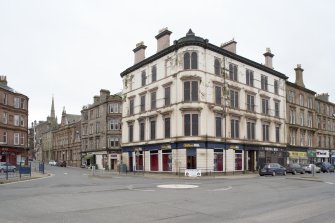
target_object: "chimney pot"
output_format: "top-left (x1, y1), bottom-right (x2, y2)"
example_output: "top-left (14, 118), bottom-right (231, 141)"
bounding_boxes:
top-left (294, 64), bottom-right (305, 88)
top-left (133, 42), bottom-right (147, 64)
top-left (221, 39), bottom-right (237, 54)
top-left (155, 27), bottom-right (172, 52)
top-left (0, 75), bottom-right (8, 86)
top-left (263, 48), bottom-right (274, 69)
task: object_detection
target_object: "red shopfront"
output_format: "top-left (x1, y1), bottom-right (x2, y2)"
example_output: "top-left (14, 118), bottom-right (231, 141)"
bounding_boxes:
top-left (0, 148), bottom-right (18, 164)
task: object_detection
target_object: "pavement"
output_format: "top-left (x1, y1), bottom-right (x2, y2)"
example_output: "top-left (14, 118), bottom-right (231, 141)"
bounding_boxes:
top-left (0, 166), bottom-right (326, 184)
top-left (89, 169), bottom-right (260, 180)
top-left (0, 171), bottom-right (51, 185)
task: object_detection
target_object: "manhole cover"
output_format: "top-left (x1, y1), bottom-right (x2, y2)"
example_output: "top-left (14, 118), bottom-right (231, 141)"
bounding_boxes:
top-left (157, 184), bottom-right (199, 189)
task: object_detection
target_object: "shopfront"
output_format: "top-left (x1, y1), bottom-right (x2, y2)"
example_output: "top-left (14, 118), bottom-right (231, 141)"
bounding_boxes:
top-left (0, 147), bottom-right (25, 165)
top-left (331, 150), bottom-right (335, 165)
top-left (287, 151), bottom-right (308, 165)
top-left (307, 149), bottom-right (316, 164)
top-left (245, 146), bottom-right (286, 170)
top-left (161, 144), bottom-right (172, 171)
top-left (316, 150), bottom-right (329, 162)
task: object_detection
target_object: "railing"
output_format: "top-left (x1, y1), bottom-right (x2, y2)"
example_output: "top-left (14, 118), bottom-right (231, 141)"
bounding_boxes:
top-left (0, 161), bottom-right (44, 183)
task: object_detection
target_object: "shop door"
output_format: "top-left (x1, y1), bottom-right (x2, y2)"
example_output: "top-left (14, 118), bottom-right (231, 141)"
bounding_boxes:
top-left (248, 151), bottom-right (255, 171)
top-left (187, 149), bottom-right (197, 169)
top-left (128, 152), bottom-right (133, 172)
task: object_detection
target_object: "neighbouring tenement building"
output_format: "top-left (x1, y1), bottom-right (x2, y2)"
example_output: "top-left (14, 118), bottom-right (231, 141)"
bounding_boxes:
top-left (120, 29), bottom-right (288, 174)
top-left (286, 65), bottom-right (317, 165)
top-left (81, 89), bottom-right (122, 170)
top-left (0, 76), bottom-right (29, 164)
top-left (314, 93), bottom-right (335, 164)
top-left (52, 108), bottom-right (81, 167)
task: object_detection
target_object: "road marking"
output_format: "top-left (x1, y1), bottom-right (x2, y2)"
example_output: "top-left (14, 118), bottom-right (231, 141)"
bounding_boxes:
top-left (325, 182), bottom-right (335, 185)
top-left (127, 185), bottom-right (155, 192)
top-left (208, 186), bottom-right (232, 191)
top-left (157, 184), bottom-right (199, 189)
top-left (64, 173), bottom-right (68, 175)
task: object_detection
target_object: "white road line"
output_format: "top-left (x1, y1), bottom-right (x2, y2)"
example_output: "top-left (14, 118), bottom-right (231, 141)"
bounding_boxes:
top-left (127, 185), bottom-right (155, 192)
top-left (208, 186), bottom-right (233, 191)
top-left (325, 182), bottom-right (334, 185)
top-left (64, 173), bottom-right (68, 175)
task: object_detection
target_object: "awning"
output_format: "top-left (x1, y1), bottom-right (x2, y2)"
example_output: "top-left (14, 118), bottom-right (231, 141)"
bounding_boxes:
top-left (83, 154), bottom-right (94, 159)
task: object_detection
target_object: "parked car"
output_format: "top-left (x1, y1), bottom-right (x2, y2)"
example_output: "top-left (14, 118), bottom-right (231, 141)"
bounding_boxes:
top-left (259, 163), bottom-right (286, 176)
top-left (57, 160), bottom-right (66, 167)
top-left (48, 160), bottom-right (57, 166)
top-left (0, 163), bottom-right (17, 173)
top-left (302, 164), bottom-right (321, 173)
top-left (286, 163), bottom-right (305, 175)
top-left (315, 162), bottom-right (335, 173)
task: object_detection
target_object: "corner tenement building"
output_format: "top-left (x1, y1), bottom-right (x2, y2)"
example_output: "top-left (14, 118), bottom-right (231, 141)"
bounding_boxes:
top-left (120, 29), bottom-right (289, 174)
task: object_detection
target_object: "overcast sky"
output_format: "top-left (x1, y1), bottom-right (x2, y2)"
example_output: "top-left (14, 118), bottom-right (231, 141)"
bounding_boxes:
top-left (1, 0), bottom-right (334, 127)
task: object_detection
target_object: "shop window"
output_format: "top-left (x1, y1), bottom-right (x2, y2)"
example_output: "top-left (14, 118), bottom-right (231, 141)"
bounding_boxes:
top-left (235, 150), bottom-right (243, 171)
top-left (162, 149), bottom-right (172, 171)
top-left (214, 149), bottom-right (224, 171)
top-left (135, 150), bottom-right (143, 171)
top-left (150, 150), bottom-right (158, 171)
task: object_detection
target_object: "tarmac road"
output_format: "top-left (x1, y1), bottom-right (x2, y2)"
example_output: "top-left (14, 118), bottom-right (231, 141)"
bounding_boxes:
top-left (1, 166), bottom-right (335, 223)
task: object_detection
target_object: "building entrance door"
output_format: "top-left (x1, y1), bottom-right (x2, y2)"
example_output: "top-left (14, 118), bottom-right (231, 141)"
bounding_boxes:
top-left (248, 151), bottom-right (255, 171)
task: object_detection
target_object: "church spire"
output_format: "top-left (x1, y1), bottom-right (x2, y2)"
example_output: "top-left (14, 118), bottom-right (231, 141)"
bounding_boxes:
top-left (50, 96), bottom-right (55, 118)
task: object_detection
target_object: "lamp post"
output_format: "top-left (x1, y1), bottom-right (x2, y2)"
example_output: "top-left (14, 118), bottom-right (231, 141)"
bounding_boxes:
top-left (221, 58), bottom-right (229, 175)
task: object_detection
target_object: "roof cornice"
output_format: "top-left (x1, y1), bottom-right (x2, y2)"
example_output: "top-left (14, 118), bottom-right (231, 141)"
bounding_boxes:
top-left (286, 81), bottom-right (316, 95)
top-left (120, 35), bottom-right (288, 80)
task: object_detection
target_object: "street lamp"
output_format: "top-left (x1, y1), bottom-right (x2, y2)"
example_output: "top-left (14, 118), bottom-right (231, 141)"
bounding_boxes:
top-left (221, 58), bottom-right (229, 175)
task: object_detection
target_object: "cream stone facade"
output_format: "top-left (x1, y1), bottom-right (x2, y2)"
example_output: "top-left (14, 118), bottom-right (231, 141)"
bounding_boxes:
top-left (120, 29), bottom-right (288, 174)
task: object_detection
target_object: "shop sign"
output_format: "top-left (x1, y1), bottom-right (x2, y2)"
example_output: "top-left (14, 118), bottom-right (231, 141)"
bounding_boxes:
top-left (110, 154), bottom-right (118, 158)
top-left (264, 147), bottom-right (280, 152)
top-left (307, 150), bottom-right (316, 158)
top-left (185, 169), bottom-right (201, 177)
top-left (229, 145), bottom-right (240, 150)
top-left (161, 144), bottom-right (171, 150)
top-left (183, 143), bottom-right (200, 148)
top-left (288, 151), bottom-right (307, 158)
top-left (316, 150), bottom-right (329, 157)
top-left (0, 148), bottom-right (17, 153)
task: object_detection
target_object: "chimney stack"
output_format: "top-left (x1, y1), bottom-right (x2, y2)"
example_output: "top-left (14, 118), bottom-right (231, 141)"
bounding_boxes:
top-left (133, 41), bottom-right (147, 64)
top-left (316, 93), bottom-right (330, 102)
top-left (155, 27), bottom-right (172, 52)
top-left (294, 64), bottom-right (305, 88)
top-left (263, 48), bottom-right (274, 69)
top-left (221, 39), bottom-right (237, 54)
top-left (0, 75), bottom-right (7, 86)
top-left (100, 89), bottom-right (110, 102)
